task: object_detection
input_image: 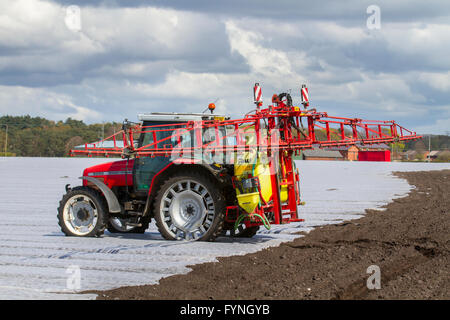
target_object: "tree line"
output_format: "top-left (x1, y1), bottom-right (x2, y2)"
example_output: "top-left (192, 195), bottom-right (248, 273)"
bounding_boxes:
top-left (0, 115), bottom-right (449, 159)
top-left (0, 115), bottom-right (121, 157)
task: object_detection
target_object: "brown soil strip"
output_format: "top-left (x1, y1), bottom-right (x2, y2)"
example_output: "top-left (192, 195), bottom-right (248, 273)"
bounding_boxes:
top-left (92, 170), bottom-right (450, 300)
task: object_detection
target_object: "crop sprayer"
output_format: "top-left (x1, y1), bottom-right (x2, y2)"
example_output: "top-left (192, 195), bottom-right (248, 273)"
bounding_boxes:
top-left (58, 84), bottom-right (420, 241)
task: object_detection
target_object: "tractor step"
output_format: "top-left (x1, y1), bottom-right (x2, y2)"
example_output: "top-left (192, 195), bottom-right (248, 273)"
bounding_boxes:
top-left (125, 222), bottom-right (142, 227)
top-left (126, 211), bottom-right (145, 216)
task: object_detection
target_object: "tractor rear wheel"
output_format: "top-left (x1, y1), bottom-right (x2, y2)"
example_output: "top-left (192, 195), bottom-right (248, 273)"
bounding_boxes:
top-left (153, 171), bottom-right (225, 241)
top-left (57, 186), bottom-right (107, 237)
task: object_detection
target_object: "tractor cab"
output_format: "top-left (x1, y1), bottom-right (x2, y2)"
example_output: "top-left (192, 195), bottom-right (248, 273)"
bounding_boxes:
top-left (134, 112), bottom-right (229, 193)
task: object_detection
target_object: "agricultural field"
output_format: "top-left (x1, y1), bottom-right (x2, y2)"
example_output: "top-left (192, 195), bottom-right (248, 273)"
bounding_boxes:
top-left (0, 157), bottom-right (449, 299)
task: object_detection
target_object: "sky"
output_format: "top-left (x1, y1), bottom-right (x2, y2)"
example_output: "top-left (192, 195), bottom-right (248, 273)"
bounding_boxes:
top-left (0, 0), bottom-right (449, 134)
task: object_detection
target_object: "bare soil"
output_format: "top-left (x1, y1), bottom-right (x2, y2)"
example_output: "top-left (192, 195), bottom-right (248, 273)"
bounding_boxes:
top-left (93, 170), bottom-right (450, 300)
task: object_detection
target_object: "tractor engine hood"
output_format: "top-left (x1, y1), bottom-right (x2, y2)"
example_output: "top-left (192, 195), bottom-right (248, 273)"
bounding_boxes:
top-left (82, 159), bottom-right (134, 188)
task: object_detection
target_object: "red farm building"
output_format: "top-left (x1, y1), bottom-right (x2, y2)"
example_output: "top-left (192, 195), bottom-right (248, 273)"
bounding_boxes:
top-left (357, 143), bottom-right (391, 162)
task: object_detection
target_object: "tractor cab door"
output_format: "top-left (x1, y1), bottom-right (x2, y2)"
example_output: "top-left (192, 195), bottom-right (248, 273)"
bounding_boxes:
top-left (133, 121), bottom-right (188, 193)
top-left (133, 118), bottom-right (227, 194)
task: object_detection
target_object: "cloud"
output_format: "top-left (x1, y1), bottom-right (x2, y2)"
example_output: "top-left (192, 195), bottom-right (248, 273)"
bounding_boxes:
top-left (0, 0), bottom-right (246, 87)
top-left (225, 21), bottom-right (294, 77)
top-left (51, 1), bottom-right (450, 24)
top-left (0, 0), bottom-right (449, 135)
top-left (0, 85), bottom-right (101, 121)
top-left (418, 71), bottom-right (450, 92)
top-left (414, 117), bottom-right (450, 135)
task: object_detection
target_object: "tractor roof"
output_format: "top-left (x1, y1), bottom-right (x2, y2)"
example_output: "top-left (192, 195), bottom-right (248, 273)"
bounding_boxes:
top-left (138, 112), bottom-right (228, 122)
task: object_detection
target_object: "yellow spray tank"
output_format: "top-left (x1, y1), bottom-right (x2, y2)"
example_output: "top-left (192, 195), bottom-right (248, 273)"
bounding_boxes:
top-left (233, 126), bottom-right (288, 213)
top-left (236, 192), bottom-right (260, 214)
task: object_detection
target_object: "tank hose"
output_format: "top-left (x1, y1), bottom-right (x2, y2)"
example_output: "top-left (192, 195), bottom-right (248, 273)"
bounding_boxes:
top-left (290, 118), bottom-right (307, 139)
top-left (234, 212), bottom-right (271, 231)
top-left (277, 93), bottom-right (293, 107)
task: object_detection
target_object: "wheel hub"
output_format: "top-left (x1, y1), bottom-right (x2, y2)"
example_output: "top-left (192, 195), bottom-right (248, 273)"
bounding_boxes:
top-left (76, 208), bottom-right (90, 221)
top-left (185, 204), bottom-right (195, 215)
top-left (160, 179), bottom-right (216, 240)
top-left (63, 195), bottom-right (98, 235)
top-left (72, 201), bottom-right (95, 227)
top-left (170, 190), bottom-right (206, 232)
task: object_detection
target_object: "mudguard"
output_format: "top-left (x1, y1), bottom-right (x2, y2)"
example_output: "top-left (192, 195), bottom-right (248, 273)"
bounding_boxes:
top-left (79, 176), bottom-right (121, 213)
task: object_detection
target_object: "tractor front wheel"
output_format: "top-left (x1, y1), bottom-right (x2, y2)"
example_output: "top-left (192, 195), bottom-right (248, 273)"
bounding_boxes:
top-left (57, 186), bottom-right (107, 237)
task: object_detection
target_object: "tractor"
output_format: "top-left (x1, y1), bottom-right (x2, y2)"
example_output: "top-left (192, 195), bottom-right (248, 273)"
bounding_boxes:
top-left (58, 84), bottom-right (420, 241)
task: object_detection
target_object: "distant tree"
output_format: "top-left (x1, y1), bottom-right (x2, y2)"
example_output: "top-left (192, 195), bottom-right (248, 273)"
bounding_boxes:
top-left (415, 152), bottom-right (426, 161)
top-left (0, 115), bottom-right (118, 157)
top-left (436, 151), bottom-right (450, 162)
top-left (414, 140), bottom-right (427, 153)
top-left (65, 118), bottom-right (86, 128)
top-left (65, 136), bottom-right (84, 155)
top-left (390, 142), bottom-right (405, 152)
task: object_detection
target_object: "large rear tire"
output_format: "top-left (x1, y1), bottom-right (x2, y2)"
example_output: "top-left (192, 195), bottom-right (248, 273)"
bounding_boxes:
top-left (57, 186), bottom-right (107, 237)
top-left (153, 170), bottom-right (225, 241)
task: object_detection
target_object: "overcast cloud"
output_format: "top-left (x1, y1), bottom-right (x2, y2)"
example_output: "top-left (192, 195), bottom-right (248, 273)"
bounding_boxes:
top-left (0, 0), bottom-right (449, 134)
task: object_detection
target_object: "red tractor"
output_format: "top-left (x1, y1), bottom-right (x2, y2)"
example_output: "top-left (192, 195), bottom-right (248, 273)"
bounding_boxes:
top-left (58, 84), bottom-right (420, 241)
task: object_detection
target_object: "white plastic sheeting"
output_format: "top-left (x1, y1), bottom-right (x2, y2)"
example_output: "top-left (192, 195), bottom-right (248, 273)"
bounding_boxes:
top-left (0, 157), bottom-right (448, 299)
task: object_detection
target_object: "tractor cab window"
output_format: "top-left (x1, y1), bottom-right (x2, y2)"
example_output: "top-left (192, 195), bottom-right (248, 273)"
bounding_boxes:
top-left (134, 120), bottom-right (229, 192)
top-left (139, 121), bottom-right (194, 150)
top-left (140, 121), bottom-right (176, 150)
top-left (134, 121), bottom-right (179, 192)
top-left (134, 121), bottom-right (194, 192)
